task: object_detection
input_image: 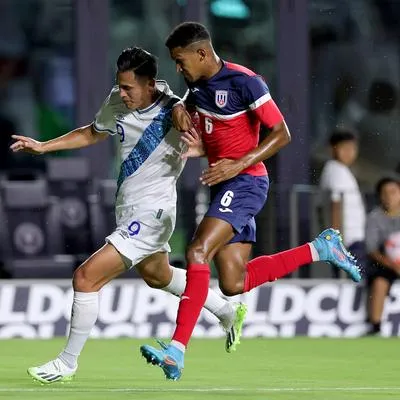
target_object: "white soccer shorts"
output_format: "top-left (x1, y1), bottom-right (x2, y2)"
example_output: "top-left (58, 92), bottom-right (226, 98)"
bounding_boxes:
top-left (105, 204), bottom-right (175, 269)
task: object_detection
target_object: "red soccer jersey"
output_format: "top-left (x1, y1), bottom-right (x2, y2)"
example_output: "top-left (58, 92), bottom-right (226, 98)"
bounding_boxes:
top-left (185, 61), bottom-right (284, 176)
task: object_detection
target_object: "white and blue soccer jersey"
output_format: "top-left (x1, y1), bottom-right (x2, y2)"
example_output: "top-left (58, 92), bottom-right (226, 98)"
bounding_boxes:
top-left (93, 80), bottom-right (186, 268)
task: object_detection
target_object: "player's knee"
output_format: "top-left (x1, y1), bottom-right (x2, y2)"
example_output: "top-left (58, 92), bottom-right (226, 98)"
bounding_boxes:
top-left (73, 266), bottom-right (96, 292)
top-left (137, 258), bottom-right (171, 289)
top-left (142, 274), bottom-right (166, 289)
top-left (219, 279), bottom-right (244, 297)
top-left (186, 240), bottom-right (210, 264)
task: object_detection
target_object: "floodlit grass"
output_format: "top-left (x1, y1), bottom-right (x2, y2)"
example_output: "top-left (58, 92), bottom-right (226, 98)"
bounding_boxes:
top-left (0, 338), bottom-right (398, 400)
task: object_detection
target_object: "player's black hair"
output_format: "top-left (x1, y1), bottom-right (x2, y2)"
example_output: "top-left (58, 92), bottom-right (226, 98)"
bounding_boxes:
top-left (165, 22), bottom-right (211, 49)
top-left (117, 47), bottom-right (157, 79)
top-left (376, 177), bottom-right (400, 196)
top-left (329, 130), bottom-right (357, 147)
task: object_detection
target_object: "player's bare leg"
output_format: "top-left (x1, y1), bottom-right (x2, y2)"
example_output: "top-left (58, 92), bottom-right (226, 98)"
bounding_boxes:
top-left (214, 242), bottom-right (252, 296)
top-left (140, 217), bottom-right (243, 379)
top-left (27, 244), bottom-right (126, 384)
top-left (138, 251), bottom-right (247, 351)
top-left (136, 252), bottom-right (238, 331)
top-left (215, 229), bottom-right (361, 297)
top-left (214, 242), bottom-right (251, 352)
top-left (213, 230), bottom-right (362, 348)
top-left (135, 252), bottom-right (173, 289)
top-left (28, 246), bottom-right (239, 384)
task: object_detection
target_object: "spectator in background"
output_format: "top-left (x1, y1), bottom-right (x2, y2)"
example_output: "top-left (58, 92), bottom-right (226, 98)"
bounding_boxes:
top-left (319, 130), bottom-right (366, 268)
top-left (365, 177), bottom-right (400, 335)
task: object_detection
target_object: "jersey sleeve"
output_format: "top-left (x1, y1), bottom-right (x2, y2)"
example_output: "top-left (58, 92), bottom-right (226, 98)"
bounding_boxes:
top-left (93, 87), bottom-right (119, 135)
top-left (242, 75), bottom-right (284, 128)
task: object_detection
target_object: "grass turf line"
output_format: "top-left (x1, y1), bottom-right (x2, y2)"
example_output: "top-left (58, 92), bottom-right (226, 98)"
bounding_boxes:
top-left (0, 338), bottom-right (398, 400)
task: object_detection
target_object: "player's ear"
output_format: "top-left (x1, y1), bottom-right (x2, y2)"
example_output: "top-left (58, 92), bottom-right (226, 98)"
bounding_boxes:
top-left (197, 48), bottom-right (207, 62)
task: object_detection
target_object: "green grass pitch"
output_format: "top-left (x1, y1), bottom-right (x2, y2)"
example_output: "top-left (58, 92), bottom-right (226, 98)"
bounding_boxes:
top-left (0, 338), bottom-right (398, 400)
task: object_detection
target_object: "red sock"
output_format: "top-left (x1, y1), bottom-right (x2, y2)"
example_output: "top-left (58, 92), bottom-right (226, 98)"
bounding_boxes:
top-left (243, 244), bottom-right (312, 292)
top-left (172, 263), bottom-right (210, 347)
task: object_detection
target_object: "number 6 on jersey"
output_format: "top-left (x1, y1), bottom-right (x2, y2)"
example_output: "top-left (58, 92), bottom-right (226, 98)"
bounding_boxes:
top-left (204, 117), bottom-right (213, 134)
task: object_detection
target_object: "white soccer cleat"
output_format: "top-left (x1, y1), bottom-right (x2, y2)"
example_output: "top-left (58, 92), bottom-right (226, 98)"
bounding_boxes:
top-left (27, 358), bottom-right (77, 384)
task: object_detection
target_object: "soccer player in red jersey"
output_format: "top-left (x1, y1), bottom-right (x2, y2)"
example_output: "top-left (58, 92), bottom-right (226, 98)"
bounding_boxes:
top-left (140, 22), bottom-right (361, 380)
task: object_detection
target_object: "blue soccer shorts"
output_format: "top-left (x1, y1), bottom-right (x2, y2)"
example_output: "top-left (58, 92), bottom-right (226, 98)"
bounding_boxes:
top-left (205, 174), bottom-right (269, 243)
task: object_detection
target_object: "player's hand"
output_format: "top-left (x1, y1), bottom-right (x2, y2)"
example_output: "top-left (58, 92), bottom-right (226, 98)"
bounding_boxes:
top-left (10, 135), bottom-right (45, 155)
top-left (200, 158), bottom-right (245, 186)
top-left (181, 128), bottom-right (205, 159)
top-left (172, 104), bottom-right (193, 132)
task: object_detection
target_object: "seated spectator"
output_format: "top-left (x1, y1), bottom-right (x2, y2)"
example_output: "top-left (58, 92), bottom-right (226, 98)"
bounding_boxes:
top-left (319, 130), bottom-right (367, 268)
top-left (365, 177), bottom-right (400, 335)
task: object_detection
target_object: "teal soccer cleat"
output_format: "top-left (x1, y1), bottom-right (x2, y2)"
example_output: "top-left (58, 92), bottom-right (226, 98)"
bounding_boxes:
top-left (140, 340), bottom-right (184, 381)
top-left (312, 228), bottom-right (362, 282)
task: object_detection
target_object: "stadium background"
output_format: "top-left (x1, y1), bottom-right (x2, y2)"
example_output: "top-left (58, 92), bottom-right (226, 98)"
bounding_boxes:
top-left (0, 0), bottom-right (400, 342)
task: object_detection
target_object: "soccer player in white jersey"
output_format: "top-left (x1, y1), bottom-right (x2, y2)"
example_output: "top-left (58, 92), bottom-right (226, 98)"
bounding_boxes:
top-left (10, 47), bottom-right (246, 384)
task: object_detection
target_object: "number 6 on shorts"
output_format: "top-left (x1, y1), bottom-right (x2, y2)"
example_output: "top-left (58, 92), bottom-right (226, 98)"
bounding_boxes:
top-left (220, 190), bottom-right (234, 207)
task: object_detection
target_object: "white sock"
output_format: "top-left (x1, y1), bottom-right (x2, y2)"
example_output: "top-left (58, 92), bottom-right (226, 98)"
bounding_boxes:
top-left (308, 243), bottom-right (320, 262)
top-left (58, 291), bottom-right (99, 369)
top-left (162, 267), bottom-right (233, 324)
top-left (170, 340), bottom-right (186, 353)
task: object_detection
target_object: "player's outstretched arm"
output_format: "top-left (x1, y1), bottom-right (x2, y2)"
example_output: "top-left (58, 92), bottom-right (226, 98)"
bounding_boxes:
top-left (10, 124), bottom-right (108, 155)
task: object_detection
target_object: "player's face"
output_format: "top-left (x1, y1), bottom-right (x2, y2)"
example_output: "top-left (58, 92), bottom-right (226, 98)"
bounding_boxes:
top-left (380, 182), bottom-right (400, 212)
top-left (116, 71), bottom-right (153, 110)
top-left (170, 47), bottom-right (204, 82)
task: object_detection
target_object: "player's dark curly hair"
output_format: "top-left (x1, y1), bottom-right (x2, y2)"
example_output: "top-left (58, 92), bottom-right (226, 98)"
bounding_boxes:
top-left (117, 47), bottom-right (157, 79)
top-left (165, 22), bottom-right (211, 49)
top-left (329, 129), bottom-right (357, 147)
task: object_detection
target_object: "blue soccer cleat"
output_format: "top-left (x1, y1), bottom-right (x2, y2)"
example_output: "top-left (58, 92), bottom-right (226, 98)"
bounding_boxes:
top-left (312, 228), bottom-right (362, 282)
top-left (140, 340), bottom-right (184, 381)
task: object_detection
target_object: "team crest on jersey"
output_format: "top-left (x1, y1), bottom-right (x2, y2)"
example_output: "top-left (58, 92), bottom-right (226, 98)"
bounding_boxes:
top-left (215, 90), bottom-right (228, 108)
